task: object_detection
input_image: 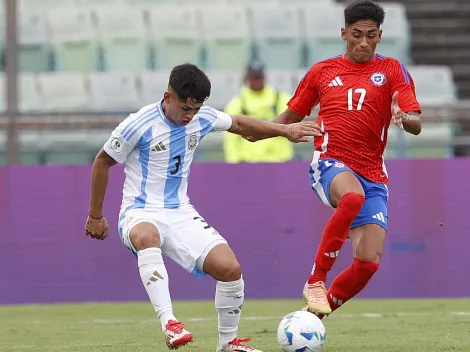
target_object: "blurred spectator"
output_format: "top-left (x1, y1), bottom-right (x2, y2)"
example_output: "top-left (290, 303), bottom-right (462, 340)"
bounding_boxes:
top-left (223, 60), bottom-right (293, 163)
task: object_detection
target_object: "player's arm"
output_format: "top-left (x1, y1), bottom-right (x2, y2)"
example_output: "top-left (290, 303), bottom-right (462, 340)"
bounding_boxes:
top-left (88, 149), bottom-right (117, 219)
top-left (274, 65), bottom-right (321, 125)
top-left (244, 66), bottom-right (321, 141)
top-left (228, 114), bottom-right (322, 142)
top-left (273, 107), bottom-right (306, 125)
top-left (206, 106), bottom-right (321, 143)
top-left (390, 61), bottom-right (422, 136)
top-left (402, 111), bottom-right (421, 135)
top-left (88, 112), bottom-right (151, 218)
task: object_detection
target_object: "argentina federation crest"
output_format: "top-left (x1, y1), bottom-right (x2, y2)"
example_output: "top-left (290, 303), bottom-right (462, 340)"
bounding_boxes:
top-left (188, 134), bottom-right (198, 150)
top-left (370, 72), bottom-right (386, 87)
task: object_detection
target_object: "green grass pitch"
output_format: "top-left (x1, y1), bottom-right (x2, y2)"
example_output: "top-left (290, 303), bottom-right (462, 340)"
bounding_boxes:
top-left (1, 299), bottom-right (470, 351)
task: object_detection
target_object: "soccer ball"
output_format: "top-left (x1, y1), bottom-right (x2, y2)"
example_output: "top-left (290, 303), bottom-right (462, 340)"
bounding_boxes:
top-left (277, 310), bottom-right (326, 352)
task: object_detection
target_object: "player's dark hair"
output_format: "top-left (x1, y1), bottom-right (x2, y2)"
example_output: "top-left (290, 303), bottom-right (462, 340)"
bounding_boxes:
top-left (344, 0), bottom-right (385, 27)
top-left (168, 63), bottom-right (211, 104)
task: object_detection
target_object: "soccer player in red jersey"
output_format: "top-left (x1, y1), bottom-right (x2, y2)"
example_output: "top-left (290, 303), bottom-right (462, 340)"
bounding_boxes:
top-left (259, 0), bottom-right (422, 316)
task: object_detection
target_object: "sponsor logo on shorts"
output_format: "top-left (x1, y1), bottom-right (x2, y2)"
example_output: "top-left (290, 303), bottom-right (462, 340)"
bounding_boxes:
top-left (334, 162), bottom-right (345, 168)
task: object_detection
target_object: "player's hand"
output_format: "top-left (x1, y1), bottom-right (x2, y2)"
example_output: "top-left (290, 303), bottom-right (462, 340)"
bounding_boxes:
top-left (243, 135), bottom-right (260, 142)
top-left (287, 121), bottom-right (322, 143)
top-left (391, 91), bottom-right (405, 130)
top-left (85, 215), bottom-right (109, 240)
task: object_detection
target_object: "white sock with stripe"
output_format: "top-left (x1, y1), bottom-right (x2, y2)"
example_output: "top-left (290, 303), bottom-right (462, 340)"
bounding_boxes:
top-left (138, 248), bottom-right (176, 331)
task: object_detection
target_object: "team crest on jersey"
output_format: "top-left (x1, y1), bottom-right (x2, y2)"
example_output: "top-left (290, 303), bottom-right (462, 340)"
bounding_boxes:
top-left (188, 134), bottom-right (198, 150)
top-left (370, 72), bottom-right (386, 87)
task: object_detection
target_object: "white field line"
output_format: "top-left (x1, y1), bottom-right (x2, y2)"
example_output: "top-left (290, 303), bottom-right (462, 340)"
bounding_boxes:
top-left (9, 311), bottom-right (470, 325)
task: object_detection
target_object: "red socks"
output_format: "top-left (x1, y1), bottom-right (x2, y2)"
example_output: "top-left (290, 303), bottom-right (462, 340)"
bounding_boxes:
top-left (328, 259), bottom-right (379, 311)
top-left (308, 192), bottom-right (365, 284)
top-left (314, 259), bottom-right (379, 320)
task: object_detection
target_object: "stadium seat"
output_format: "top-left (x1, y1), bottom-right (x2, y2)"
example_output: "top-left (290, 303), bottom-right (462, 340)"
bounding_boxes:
top-left (38, 72), bottom-right (91, 111)
top-left (88, 72), bottom-right (140, 112)
top-left (93, 6), bottom-right (149, 72)
top-left (77, 0), bottom-right (127, 5)
top-left (19, 11), bottom-right (50, 73)
top-left (19, 74), bottom-right (43, 112)
top-left (0, 74), bottom-right (43, 113)
top-left (138, 70), bottom-right (171, 106)
top-left (47, 7), bottom-right (100, 73)
top-left (404, 66), bottom-right (457, 158)
top-left (250, 5), bottom-right (303, 69)
top-left (378, 3), bottom-right (411, 64)
top-left (407, 65), bottom-right (458, 106)
top-left (266, 69), bottom-right (296, 95)
top-left (303, 4), bottom-right (346, 64)
top-left (19, 0), bottom-right (78, 12)
top-left (203, 70), bottom-right (242, 110)
top-left (403, 122), bottom-right (455, 159)
top-left (199, 4), bottom-right (252, 70)
top-left (289, 0), bottom-right (334, 4)
top-left (147, 5), bottom-right (202, 69)
top-left (125, 0), bottom-right (181, 3)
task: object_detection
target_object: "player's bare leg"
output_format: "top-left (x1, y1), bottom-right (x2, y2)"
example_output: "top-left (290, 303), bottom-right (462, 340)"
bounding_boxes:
top-left (304, 171), bottom-right (365, 315)
top-left (203, 244), bottom-right (262, 352)
top-left (130, 223), bottom-right (193, 350)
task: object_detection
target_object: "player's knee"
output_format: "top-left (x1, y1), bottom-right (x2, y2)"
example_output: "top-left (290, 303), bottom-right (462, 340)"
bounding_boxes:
top-left (130, 227), bottom-right (161, 251)
top-left (214, 260), bottom-right (242, 282)
top-left (355, 244), bottom-right (383, 263)
top-left (338, 192), bottom-right (365, 217)
top-left (352, 258), bottom-right (380, 284)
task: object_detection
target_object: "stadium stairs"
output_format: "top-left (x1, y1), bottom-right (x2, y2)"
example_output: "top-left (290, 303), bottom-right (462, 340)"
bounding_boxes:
top-left (380, 0), bottom-right (470, 100)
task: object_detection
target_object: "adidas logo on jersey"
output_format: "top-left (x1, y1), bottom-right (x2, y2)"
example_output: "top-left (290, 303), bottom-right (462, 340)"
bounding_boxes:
top-left (328, 76), bottom-right (343, 87)
top-left (152, 142), bottom-right (167, 152)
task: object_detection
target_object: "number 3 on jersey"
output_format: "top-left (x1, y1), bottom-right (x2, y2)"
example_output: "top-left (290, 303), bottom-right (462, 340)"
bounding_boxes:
top-left (348, 88), bottom-right (367, 111)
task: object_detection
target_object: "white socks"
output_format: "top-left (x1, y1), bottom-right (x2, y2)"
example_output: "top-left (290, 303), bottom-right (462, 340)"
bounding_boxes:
top-left (215, 277), bottom-right (245, 346)
top-left (138, 247), bottom-right (246, 345)
top-left (138, 248), bottom-right (176, 331)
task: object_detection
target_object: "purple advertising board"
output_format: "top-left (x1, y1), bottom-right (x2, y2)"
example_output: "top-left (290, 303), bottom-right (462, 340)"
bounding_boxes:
top-left (1, 159), bottom-right (469, 305)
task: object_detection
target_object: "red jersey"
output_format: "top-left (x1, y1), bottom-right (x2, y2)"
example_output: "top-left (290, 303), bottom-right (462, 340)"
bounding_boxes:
top-left (288, 54), bottom-right (421, 184)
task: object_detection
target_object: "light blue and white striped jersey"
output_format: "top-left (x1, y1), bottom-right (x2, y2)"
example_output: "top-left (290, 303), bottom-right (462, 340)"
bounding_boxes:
top-left (103, 100), bottom-right (232, 213)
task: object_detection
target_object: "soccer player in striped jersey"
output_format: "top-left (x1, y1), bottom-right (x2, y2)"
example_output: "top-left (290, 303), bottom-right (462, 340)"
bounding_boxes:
top-left (84, 63), bottom-right (321, 352)
top-left (250, 0), bottom-right (422, 318)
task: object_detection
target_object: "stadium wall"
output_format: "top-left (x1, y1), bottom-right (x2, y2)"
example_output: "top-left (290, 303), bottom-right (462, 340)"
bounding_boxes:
top-left (1, 159), bottom-right (469, 305)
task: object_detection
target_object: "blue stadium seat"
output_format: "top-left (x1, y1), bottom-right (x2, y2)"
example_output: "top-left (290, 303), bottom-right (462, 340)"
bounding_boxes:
top-left (147, 5), bottom-right (202, 69)
top-left (199, 4), bottom-right (252, 70)
top-left (88, 72), bottom-right (140, 112)
top-left (250, 5), bottom-right (303, 69)
top-left (47, 7), bottom-right (100, 73)
top-left (19, 11), bottom-right (50, 73)
top-left (93, 6), bottom-right (149, 72)
top-left (38, 72), bottom-right (91, 111)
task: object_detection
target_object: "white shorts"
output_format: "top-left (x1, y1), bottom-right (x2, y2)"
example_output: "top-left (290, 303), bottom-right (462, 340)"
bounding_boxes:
top-left (118, 204), bottom-right (227, 278)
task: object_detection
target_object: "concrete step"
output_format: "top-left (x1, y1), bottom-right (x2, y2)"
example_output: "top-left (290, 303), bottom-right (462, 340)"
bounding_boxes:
top-left (406, 2), bottom-right (470, 19)
top-left (451, 65), bottom-right (470, 80)
top-left (411, 48), bottom-right (470, 66)
top-left (456, 81), bottom-right (470, 99)
top-left (412, 34), bottom-right (470, 49)
top-left (411, 19), bottom-right (470, 35)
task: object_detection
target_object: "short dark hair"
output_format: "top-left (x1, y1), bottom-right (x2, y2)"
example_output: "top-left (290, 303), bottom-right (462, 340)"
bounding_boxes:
top-left (344, 0), bottom-right (385, 27)
top-left (168, 63), bottom-right (211, 104)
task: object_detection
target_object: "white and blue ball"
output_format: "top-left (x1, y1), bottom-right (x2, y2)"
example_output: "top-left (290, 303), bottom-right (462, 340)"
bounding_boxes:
top-left (277, 310), bottom-right (326, 352)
